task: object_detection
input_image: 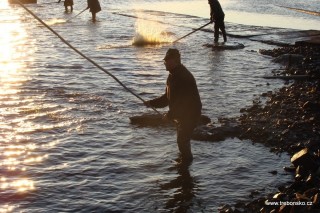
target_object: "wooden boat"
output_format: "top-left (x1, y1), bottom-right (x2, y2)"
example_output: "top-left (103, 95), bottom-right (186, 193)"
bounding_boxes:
top-left (8, 0), bottom-right (37, 4)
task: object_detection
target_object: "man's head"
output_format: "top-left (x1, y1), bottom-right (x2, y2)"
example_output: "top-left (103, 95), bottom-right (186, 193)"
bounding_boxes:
top-left (163, 48), bottom-right (181, 72)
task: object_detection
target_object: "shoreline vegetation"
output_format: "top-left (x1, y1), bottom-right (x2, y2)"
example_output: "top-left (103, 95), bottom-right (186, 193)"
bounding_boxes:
top-left (217, 42), bottom-right (320, 212)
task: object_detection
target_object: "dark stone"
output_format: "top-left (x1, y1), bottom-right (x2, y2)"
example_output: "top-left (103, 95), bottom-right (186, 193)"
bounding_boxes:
top-left (304, 188), bottom-right (319, 198)
top-left (313, 193), bottom-right (320, 207)
top-left (272, 54), bottom-right (304, 67)
top-left (218, 204), bottom-right (233, 213)
top-left (192, 119), bottom-right (241, 142)
top-left (302, 101), bottom-right (320, 111)
top-left (291, 148), bottom-right (318, 172)
top-left (273, 193), bottom-right (287, 200)
top-left (296, 166), bottom-right (309, 178)
top-left (295, 192), bottom-right (310, 201)
top-left (234, 201), bottom-right (246, 209)
top-left (269, 170), bottom-right (278, 175)
top-left (278, 204), bottom-right (291, 213)
top-left (283, 166), bottom-right (296, 172)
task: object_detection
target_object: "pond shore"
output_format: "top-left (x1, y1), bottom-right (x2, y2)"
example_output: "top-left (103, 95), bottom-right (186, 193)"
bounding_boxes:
top-left (218, 36), bottom-right (320, 212)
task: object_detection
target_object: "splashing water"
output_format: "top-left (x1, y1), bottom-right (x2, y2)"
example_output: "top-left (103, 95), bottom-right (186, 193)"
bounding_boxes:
top-left (132, 16), bottom-right (174, 46)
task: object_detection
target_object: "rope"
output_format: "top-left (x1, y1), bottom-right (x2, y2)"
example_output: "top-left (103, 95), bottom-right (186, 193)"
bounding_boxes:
top-left (15, 0), bottom-right (162, 115)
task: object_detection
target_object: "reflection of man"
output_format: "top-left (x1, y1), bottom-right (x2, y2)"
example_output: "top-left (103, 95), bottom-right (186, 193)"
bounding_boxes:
top-left (160, 165), bottom-right (196, 212)
top-left (144, 48), bottom-right (202, 164)
top-left (208, 0), bottom-right (227, 43)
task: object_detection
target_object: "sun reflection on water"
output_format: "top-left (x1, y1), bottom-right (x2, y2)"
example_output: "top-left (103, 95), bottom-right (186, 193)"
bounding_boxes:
top-left (0, 19), bottom-right (30, 95)
top-left (0, 2), bottom-right (40, 211)
top-left (0, 205), bottom-right (15, 213)
top-left (0, 24), bottom-right (25, 87)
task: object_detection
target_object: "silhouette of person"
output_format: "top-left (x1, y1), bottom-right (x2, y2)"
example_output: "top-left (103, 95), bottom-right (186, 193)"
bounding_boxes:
top-left (145, 48), bottom-right (202, 164)
top-left (58, 0), bottom-right (73, 12)
top-left (208, 0), bottom-right (227, 43)
top-left (86, 0), bottom-right (101, 22)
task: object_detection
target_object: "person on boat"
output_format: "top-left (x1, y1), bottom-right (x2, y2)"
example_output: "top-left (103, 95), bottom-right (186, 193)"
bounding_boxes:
top-left (208, 0), bottom-right (227, 43)
top-left (58, 0), bottom-right (73, 12)
top-left (144, 48), bottom-right (202, 165)
top-left (86, 0), bottom-right (101, 22)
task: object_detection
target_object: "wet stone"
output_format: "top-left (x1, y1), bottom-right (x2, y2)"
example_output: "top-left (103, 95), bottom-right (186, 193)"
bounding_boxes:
top-left (291, 148), bottom-right (318, 172)
top-left (272, 54), bottom-right (304, 67)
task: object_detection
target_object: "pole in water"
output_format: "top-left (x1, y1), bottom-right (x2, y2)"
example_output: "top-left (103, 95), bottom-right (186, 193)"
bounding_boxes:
top-left (172, 22), bottom-right (211, 43)
top-left (66, 8), bottom-right (87, 22)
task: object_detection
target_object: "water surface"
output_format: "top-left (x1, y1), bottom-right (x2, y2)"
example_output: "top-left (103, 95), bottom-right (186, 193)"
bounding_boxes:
top-left (1, 0), bottom-right (314, 212)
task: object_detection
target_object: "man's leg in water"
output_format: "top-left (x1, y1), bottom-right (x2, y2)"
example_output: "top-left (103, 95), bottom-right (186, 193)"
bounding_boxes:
top-left (176, 121), bottom-right (196, 163)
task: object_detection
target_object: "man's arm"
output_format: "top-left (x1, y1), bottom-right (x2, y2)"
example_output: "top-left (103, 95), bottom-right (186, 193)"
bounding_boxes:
top-left (147, 93), bottom-right (168, 108)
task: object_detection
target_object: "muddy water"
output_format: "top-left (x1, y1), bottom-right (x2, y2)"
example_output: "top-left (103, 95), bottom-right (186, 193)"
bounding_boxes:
top-left (1, 0), bottom-right (315, 212)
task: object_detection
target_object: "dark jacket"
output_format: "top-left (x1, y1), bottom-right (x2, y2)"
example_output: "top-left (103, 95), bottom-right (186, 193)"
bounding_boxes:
top-left (150, 64), bottom-right (202, 123)
top-left (208, 0), bottom-right (225, 20)
top-left (64, 0), bottom-right (73, 6)
top-left (87, 0), bottom-right (101, 13)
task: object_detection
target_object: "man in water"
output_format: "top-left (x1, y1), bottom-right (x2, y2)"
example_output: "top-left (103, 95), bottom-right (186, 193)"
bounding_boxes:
top-left (58, 0), bottom-right (73, 12)
top-left (87, 0), bottom-right (101, 22)
top-left (145, 48), bottom-right (202, 164)
top-left (208, 0), bottom-right (227, 43)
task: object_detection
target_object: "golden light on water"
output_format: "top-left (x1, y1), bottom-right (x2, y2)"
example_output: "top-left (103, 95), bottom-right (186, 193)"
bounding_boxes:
top-left (0, 4), bottom-right (40, 209)
top-left (0, 23), bottom-right (25, 85)
top-left (45, 18), bottom-right (66, 25)
top-left (1, 178), bottom-right (35, 192)
top-left (132, 14), bottom-right (174, 45)
top-left (0, 205), bottom-right (15, 213)
top-left (0, 9), bottom-right (30, 97)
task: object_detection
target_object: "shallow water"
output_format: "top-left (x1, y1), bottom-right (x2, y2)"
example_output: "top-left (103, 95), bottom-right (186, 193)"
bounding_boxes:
top-left (1, 0), bottom-right (316, 212)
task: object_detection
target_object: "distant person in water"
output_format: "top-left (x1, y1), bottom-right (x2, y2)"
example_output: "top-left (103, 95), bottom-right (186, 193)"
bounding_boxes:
top-left (58, 0), bottom-right (73, 12)
top-left (208, 0), bottom-right (227, 43)
top-left (144, 48), bottom-right (202, 165)
top-left (86, 0), bottom-right (101, 22)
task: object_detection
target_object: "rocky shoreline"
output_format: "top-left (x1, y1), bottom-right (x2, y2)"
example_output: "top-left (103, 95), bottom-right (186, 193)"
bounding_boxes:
top-left (218, 43), bottom-right (320, 212)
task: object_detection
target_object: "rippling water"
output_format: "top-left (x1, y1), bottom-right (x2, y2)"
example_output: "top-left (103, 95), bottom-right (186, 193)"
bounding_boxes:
top-left (1, 0), bottom-right (318, 212)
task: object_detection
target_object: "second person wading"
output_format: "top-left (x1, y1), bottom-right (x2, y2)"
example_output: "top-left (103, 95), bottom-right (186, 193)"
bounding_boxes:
top-left (87, 0), bottom-right (101, 22)
top-left (208, 0), bottom-right (227, 43)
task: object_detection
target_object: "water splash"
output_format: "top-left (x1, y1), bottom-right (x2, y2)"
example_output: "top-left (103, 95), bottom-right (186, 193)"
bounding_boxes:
top-left (132, 15), bottom-right (174, 46)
